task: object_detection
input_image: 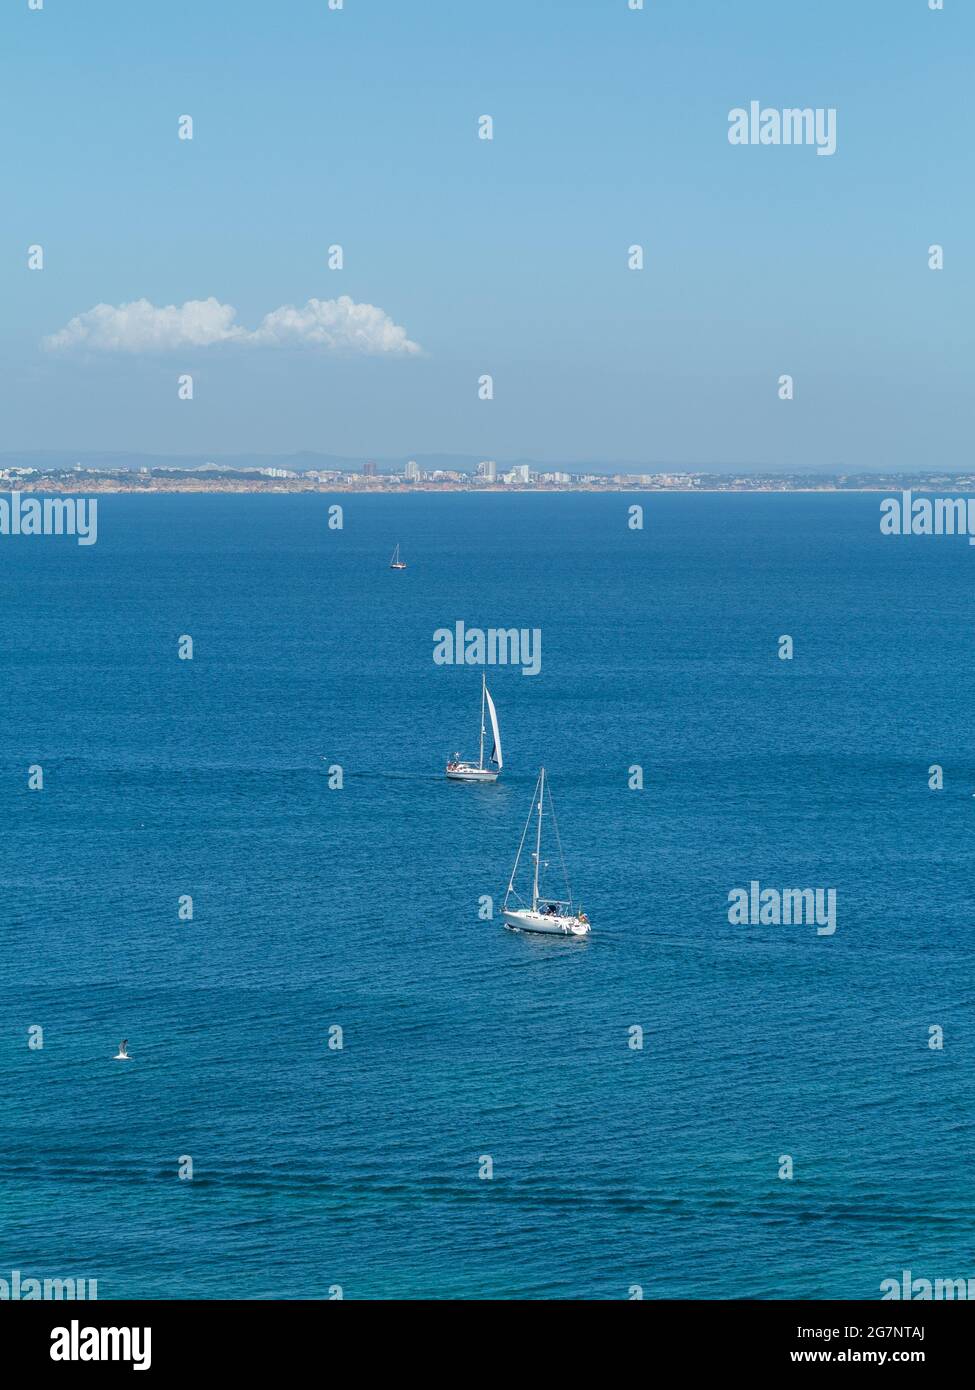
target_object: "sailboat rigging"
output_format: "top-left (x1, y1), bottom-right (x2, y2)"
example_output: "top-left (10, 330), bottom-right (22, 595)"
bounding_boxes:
top-left (445, 674), bottom-right (502, 783)
top-left (501, 768), bottom-right (590, 935)
top-left (389, 543), bottom-right (407, 570)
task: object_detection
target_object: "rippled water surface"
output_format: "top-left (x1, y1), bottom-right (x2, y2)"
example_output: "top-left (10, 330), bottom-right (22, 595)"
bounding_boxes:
top-left (2, 492), bottom-right (973, 1298)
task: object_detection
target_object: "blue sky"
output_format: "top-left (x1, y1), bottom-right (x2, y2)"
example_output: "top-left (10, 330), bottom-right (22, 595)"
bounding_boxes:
top-left (2, 0), bottom-right (970, 469)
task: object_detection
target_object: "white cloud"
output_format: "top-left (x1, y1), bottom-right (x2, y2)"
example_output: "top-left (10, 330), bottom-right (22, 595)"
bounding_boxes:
top-left (45, 297), bottom-right (244, 353)
top-left (45, 295), bottom-right (421, 356)
top-left (249, 298), bottom-right (421, 355)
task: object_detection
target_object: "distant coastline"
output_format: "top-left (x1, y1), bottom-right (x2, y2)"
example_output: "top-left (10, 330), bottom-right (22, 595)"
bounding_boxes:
top-left (3, 470), bottom-right (974, 497)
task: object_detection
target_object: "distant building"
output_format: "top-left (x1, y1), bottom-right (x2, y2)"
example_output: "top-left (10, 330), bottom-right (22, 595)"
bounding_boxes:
top-left (405, 460), bottom-right (420, 481)
top-left (477, 460), bottom-right (497, 482)
top-left (363, 461), bottom-right (378, 476)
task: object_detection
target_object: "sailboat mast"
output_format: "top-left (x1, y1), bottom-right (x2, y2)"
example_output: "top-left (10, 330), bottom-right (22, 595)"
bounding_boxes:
top-left (478, 673), bottom-right (486, 770)
top-left (532, 768), bottom-right (544, 911)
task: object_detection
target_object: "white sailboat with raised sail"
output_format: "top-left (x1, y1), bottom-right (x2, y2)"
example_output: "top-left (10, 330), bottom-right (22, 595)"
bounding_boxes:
top-left (445, 674), bottom-right (502, 782)
top-left (502, 768), bottom-right (591, 935)
top-left (389, 543), bottom-right (407, 570)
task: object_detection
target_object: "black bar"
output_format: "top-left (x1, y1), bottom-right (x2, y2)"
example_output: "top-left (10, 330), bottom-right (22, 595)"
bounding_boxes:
top-left (3, 1299), bottom-right (972, 1373)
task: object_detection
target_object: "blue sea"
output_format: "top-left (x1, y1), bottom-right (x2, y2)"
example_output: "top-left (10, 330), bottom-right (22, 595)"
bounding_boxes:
top-left (2, 491), bottom-right (974, 1300)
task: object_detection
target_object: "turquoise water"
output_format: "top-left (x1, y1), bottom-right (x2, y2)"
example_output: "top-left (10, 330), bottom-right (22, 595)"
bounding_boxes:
top-left (2, 491), bottom-right (973, 1299)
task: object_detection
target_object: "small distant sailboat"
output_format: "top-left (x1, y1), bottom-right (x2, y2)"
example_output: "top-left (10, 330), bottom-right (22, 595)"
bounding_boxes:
top-left (502, 768), bottom-right (591, 936)
top-left (389, 543), bottom-right (407, 570)
top-left (445, 674), bottom-right (502, 782)
top-left (113, 1039), bottom-right (131, 1061)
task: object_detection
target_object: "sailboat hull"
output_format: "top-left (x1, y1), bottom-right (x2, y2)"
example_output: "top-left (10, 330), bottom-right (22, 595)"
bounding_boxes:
top-left (446, 765), bottom-right (498, 782)
top-left (502, 909), bottom-right (590, 937)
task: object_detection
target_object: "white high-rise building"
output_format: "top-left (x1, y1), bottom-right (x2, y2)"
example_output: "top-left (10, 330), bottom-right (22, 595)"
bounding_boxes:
top-left (477, 459), bottom-right (497, 482)
top-left (405, 460), bottom-right (420, 481)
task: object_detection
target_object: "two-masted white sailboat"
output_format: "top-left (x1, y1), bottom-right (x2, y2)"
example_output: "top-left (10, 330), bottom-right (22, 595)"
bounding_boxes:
top-left (389, 543), bottom-right (407, 570)
top-left (445, 674), bottom-right (502, 782)
top-left (502, 768), bottom-right (591, 935)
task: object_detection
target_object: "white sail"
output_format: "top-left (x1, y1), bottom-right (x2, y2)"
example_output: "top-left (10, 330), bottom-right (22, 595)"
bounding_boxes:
top-left (445, 674), bottom-right (499, 781)
top-left (485, 684), bottom-right (502, 769)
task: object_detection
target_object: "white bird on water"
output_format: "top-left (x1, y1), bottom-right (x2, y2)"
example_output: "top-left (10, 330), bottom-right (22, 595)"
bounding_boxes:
top-left (113, 1039), bottom-right (131, 1061)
